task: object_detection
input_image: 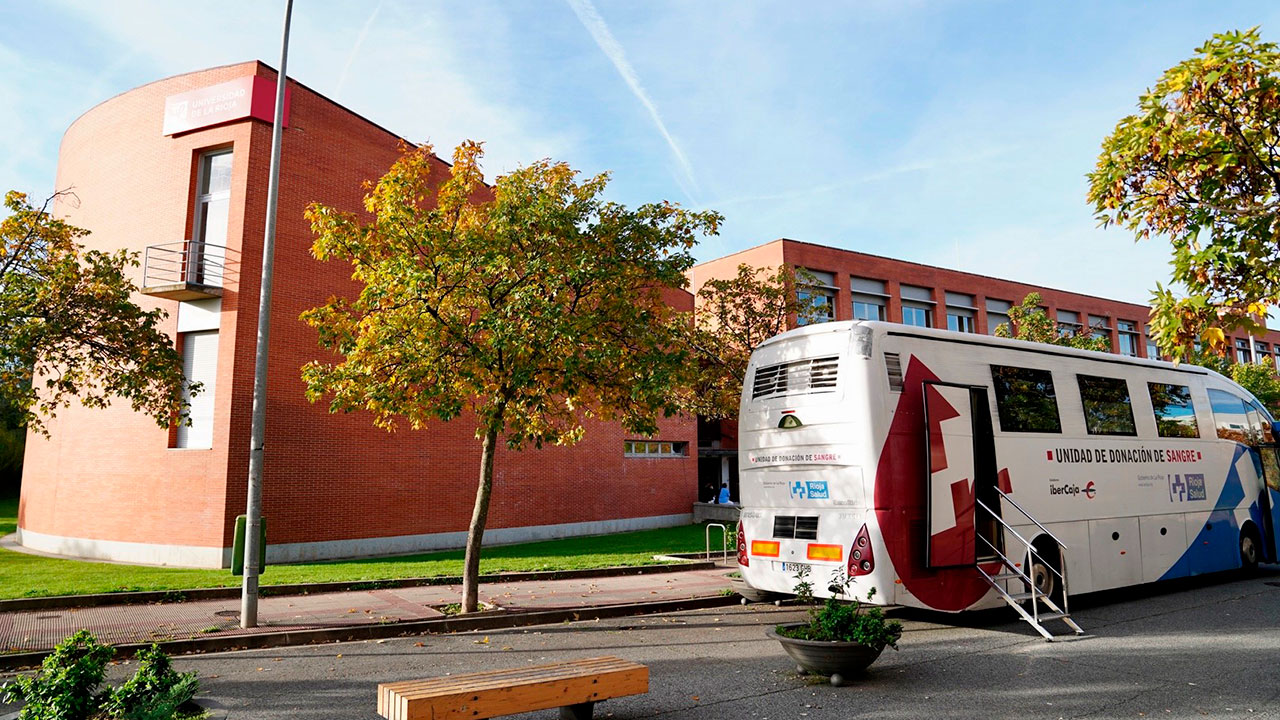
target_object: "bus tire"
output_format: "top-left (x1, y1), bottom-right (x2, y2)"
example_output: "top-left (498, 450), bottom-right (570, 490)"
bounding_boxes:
top-left (1240, 526), bottom-right (1261, 572)
top-left (1026, 540), bottom-right (1063, 609)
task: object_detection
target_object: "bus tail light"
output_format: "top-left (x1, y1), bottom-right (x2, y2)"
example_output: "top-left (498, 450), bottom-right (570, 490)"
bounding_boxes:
top-left (807, 543), bottom-right (843, 562)
top-left (751, 540), bottom-right (781, 557)
top-left (736, 521), bottom-right (748, 567)
top-left (848, 524), bottom-right (874, 576)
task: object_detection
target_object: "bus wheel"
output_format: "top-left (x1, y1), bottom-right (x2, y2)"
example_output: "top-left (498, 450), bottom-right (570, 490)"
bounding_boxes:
top-left (1029, 560), bottom-right (1055, 600)
top-left (1027, 541), bottom-right (1062, 608)
top-left (1240, 528), bottom-right (1261, 572)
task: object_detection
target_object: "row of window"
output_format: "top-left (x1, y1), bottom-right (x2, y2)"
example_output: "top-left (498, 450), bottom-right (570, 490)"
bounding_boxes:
top-left (989, 364), bottom-right (1273, 443)
top-left (624, 440), bottom-right (689, 458)
top-left (802, 271), bottom-right (1154, 355)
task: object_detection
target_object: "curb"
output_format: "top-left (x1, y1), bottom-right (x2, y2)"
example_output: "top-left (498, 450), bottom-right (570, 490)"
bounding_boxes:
top-left (0, 560), bottom-right (718, 612)
top-left (0, 593), bottom-right (742, 671)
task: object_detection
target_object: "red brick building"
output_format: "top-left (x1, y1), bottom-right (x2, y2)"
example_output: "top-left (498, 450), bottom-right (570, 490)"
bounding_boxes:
top-left (17, 62), bottom-right (697, 567)
top-left (689, 239), bottom-right (1280, 499)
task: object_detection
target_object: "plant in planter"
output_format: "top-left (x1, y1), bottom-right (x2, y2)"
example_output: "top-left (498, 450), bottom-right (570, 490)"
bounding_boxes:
top-left (768, 565), bottom-right (902, 685)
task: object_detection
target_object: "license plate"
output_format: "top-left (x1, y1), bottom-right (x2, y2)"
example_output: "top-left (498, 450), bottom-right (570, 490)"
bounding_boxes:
top-left (777, 561), bottom-right (810, 574)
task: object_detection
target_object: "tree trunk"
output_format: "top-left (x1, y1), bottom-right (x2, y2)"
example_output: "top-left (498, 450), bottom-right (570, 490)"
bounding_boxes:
top-left (462, 423), bottom-right (499, 613)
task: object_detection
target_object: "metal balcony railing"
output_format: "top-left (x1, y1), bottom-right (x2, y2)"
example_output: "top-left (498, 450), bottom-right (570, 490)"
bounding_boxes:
top-left (141, 241), bottom-right (235, 300)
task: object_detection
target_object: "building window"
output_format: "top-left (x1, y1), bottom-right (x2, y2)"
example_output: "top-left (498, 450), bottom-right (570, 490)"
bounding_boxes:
top-left (850, 277), bottom-right (887, 321)
top-left (902, 306), bottom-right (930, 327)
top-left (991, 365), bottom-right (1061, 433)
top-left (1236, 338), bottom-right (1252, 364)
top-left (1077, 375), bottom-right (1137, 436)
top-left (175, 330), bottom-right (219, 449)
top-left (191, 150), bottom-right (232, 286)
top-left (1056, 310), bottom-right (1081, 338)
top-left (624, 440), bottom-right (689, 458)
top-left (900, 284), bottom-right (934, 328)
top-left (1148, 382), bottom-right (1199, 438)
top-left (1257, 342), bottom-right (1271, 366)
top-left (796, 269), bottom-right (836, 326)
top-left (947, 314), bottom-right (974, 333)
top-left (1117, 320), bottom-right (1139, 357)
top-left (1089, 315), bottom-right (1111, 345)
top-left (945, 292), bottom-right (976, 333)
top-left (986, 298), bottom-right (1012, 335)
top-left (1146, 335), bottom-right (1160, 361)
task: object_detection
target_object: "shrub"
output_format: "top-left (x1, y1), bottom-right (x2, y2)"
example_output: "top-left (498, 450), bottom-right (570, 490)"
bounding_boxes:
top-left (98, 645), bottom-right (198, 720)
top-left (1, 629), bottom-right (113, 720)
top-left (776, 565), bottom-right (902, 650)
top-left (0, 631), bottom-right (198, 720)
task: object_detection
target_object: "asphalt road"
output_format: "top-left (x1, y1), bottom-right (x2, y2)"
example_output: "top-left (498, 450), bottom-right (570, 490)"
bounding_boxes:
top-left (4, 568), bottom-right (1278, 719)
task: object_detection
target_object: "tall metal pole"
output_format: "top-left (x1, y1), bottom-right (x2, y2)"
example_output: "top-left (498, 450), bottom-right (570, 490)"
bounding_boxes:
top-left (242, 0), bottom-right (294, 629)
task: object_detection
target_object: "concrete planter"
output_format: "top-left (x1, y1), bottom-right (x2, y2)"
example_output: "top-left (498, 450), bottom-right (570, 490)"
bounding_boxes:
top-left (767, 622), bottom-right (885, 683)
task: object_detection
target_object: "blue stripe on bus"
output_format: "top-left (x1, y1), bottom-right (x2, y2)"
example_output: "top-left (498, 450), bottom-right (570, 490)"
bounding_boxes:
top-left (1159, 445), bottom-right (1248, 580)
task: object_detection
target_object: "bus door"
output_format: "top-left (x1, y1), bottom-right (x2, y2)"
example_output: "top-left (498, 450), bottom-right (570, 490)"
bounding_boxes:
top-left (1253, 442), bottom-right (1280, 563)
top-left (923, 381), bottom-right (1000, 568)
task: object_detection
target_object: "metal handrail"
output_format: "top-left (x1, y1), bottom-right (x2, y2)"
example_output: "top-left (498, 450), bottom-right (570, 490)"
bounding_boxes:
top-left (705, 523), bottom-right (729, 563)
top-left (975, 495), bottom-right (1071, 623)
top-left (992, 488), bottom-right (1069, 550)
top-left (142, 240), bottom-right (233, 289)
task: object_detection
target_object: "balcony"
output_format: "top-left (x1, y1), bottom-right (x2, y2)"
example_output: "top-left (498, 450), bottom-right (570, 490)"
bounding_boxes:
top-left (141, 241), bottom-right (234, 300)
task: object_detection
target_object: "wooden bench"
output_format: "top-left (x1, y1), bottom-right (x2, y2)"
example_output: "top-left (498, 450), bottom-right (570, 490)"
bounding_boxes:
top-left (377, 656), bottom-right (649, 720)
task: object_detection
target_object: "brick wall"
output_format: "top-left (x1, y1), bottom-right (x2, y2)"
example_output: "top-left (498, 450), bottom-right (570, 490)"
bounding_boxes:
top-left (20, 62), bottom-right (697, 563)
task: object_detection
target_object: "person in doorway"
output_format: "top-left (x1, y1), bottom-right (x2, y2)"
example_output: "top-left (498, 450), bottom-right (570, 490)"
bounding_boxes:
top-left (716, 480), bottom-right (734, 505)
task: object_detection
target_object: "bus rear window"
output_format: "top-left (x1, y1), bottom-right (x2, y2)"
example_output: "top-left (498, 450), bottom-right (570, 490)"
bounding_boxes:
top-left (1077, 375), bottom-right (1136, 436)
top-left (1149, 382), bottom-right (1199, 438)
top-left (991, 365), bottom-right (1061, 433)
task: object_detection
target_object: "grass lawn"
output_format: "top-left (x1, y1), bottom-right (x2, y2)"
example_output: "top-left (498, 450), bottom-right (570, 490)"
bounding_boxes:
top-left (0, 497), bottom-right (730, 600)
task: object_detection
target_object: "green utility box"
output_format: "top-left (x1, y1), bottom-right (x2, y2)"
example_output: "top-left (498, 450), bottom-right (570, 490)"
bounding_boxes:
top-left (231, 515), bottom-right (267, 576)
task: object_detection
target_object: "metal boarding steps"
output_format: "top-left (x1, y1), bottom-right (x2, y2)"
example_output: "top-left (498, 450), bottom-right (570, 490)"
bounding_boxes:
top-left (975, 490), bottom-right (1085, 641)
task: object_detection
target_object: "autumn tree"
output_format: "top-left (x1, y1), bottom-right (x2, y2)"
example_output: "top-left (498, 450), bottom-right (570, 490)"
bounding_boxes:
top-left (686, 264), bottom-right (824, 419)
top-left (301, 142), bottom-right (721, 613)
top-left (0, 191), bottom-right (189, 436)
top-left (1088, 28), bottom-right (1280, 362)
top-left (993, 293), bottom-right (1111, 352)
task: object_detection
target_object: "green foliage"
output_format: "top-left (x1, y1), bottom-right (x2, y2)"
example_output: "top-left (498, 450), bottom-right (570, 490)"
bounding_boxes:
top-left (0, 424), bottom-right (22, 490)
top-left (1088, 28), bottom-right (1280, 361)
top-left (776, 565), bottom-right (902, 650)
top-left (1, 633), bottom-right (197, 720)
top-left (1230, 361), bottom-right (1280, 416)
top-left (1180, 347), bottom-right (1280, 417)
top-left (993, 293), bottom-right (1110, 352)
top-left (0, 191), bottom-right (190, 435)
top-left (98, 645), bottom-right (198, 720)
top-left (2, 629), bottom-right (113, 720)
top-left (301, 141), bottom-right (720, 612)
top-left (0, 521), bottom-right (715, 600)
top-left (687, 264), bottom-right (825, 419)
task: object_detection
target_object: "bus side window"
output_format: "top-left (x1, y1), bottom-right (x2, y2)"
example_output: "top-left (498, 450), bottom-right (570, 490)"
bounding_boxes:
top-left (1148, 382), bottom-right (1200, 438)
top-left (1077, 374), bottom-right (1137, 436)
top-left (1208, 389), bottom-right (1249, 444)
top-left (1245, 400), bottom-right (1272, 445)
top-left (991, 365), bottom-right (1061, 433)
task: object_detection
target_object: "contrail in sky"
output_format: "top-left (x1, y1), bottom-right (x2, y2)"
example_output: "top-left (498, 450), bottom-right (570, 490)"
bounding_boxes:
top-left (565, 0), bottom-right (700, 199)
top-left (336, 1), bottom-right (384, 96)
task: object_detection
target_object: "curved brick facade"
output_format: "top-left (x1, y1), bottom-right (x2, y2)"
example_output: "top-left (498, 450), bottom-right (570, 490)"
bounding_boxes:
top-left (19, 62), bottom-right (697, 567)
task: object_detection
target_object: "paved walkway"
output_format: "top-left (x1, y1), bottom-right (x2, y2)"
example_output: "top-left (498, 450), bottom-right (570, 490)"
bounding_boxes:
top-left (0, 567), bottom-right (737, 654)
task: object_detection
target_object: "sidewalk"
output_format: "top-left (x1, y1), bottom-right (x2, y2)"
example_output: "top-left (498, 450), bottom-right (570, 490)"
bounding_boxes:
top-left (0, 565), bottom-right (739, 664)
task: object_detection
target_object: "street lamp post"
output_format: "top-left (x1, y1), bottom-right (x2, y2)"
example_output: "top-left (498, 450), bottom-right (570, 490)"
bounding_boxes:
top-left (241, 0), bottom-right (294, 629)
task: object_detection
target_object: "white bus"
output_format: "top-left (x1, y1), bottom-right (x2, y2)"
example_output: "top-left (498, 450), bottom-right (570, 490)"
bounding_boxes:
top-left (735, 321), bottom-right (1279, 637)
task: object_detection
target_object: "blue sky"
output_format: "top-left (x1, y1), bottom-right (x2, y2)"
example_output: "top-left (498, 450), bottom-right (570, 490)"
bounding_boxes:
top-left (3, 1), bottom-right (1280, 307)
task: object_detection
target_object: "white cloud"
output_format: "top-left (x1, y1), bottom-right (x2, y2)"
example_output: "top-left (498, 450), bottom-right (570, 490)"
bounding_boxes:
top-left (564, 0), bottom-right (700, 201)
top-left (39, 0), bottom-right (571, 179)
